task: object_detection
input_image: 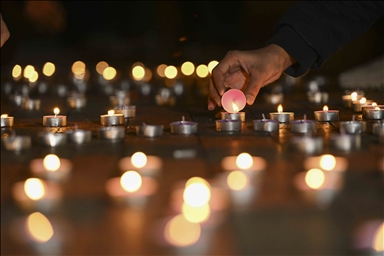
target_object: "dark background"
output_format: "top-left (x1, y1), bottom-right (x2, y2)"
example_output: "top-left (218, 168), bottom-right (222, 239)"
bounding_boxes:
top-left (1, 1), bottom-right (383, 78)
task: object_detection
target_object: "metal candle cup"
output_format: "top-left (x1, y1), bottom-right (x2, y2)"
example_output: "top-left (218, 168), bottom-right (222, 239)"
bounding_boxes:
top-left (364, 108), bottom-right (384, 120)
top-left (66, 129), bottom-right (92, 144)
top-left (170, 119), bottom-right (198, 135)
top-left (352, 99), bottom-right (373, 112)
top-left (98, 127), bottom-right (125, 141)
top-left (220, 111), bottom-right (245, 122)
top-left (269, 112), bottom-right (294, 123)
top-left (290, 119), bottom-right (317, 134)
top-left (100, 110), bottom-right (124, 126)
top-left (1, 114), bottom-right (14, 127)
top-left (330, 134), bottom-right (361, 151)
top-left (340, 121), bottom-right (366, 134)
top-left (135, 124), bottom-right (164, 137)
top-left (216, 119), bottom-right (241, 132)
top-left (2, 135), bottom-right (31, 151)
top-left (43, 108), bottom-right (66, 127)
top-left (314, 107), bottom-right (339, 122)
top-left (22, 99), bottom-right (41, 110)
top-left (39, 132), bottom-right (67, 147)
top-left (114, 105), bottom-right (136, 118)
top-left (362, 104), bottom-right (383, 117)
top-left (290, 136), bottom-right (324, 155)
top-left (253, 118), bottom-right (279, 133)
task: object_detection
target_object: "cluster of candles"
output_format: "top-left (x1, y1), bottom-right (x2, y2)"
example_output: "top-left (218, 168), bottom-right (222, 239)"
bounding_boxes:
top-left (343, 91), bottom-right (384, 119)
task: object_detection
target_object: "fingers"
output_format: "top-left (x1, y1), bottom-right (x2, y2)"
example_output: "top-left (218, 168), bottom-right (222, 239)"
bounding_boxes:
top-left (244, 75), bottom-right (262, 105)
top-left (208, 77), bottom-right (221, 110)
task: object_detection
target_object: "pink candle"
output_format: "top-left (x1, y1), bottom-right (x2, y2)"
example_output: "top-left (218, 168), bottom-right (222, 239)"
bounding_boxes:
top-left (221, 89), bottom-right (246, 114)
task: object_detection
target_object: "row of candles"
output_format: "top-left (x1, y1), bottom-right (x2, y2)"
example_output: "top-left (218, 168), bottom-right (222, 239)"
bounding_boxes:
top-left (7, 150), bottom-right (384, 253)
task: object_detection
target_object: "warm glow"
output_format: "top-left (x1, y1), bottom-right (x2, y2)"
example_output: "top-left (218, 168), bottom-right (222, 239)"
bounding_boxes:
top-left (120, 171), bottom-right (142, 192)
top-left (23, 65), bottom-right (35, 79)
top-left (131, 152), bottom-right (147, 168)
top-left (373, 222), bottom-right (384, 252)
top-left (143, 68), bottom-right (153, 82)
top-left (181, 61), bottom-right (195, 76)
top-left (359, 97), bottom-right (367, 104)
top-left (164, 65), bottom-right (178, 79)
top-left (157, 64), bottom-right (167, 77)
top-left (164, 214), bottom-right (201, 247)
top-left (53, 107), bottom-right (60, 116)
top-left (236, 153), bottom-right (253, 169)
top-left (26, 212), bottom-right (54, 243)
top-left (372, 102), bottom-right (377, 107)
top-left (182, 202), bottom-right (210, 223)
top-left (29, 70), bottom-right (39, 83)
top-left (108, 110), bottom-right (115, 116)
top-left (351, 92), bottom-right (357, 101)
top-left (96, 61), bottom-right (109, 75)
top-left (277, 104), bottom-right (283, 113)
top-left (207, 60), bottom-right (219, 74)
top-left (305, 169), bottom-right (325, 189)
top-left (183, 182), bottom-right (211, 207)
top-left (71, 61), bottom-right (86, 75)
top-left (12, 64), bottom-right (22, 79)
top-left (196, 64), bottom-right (209, 78)
top-left (374, 107), bottom-right (381, 110)
top-left (1, 114), bottom-right (8, 118)
top-left (24, 178), bottom-right (45, 200)
top-left (227, 170), bottom-right (249, 191)
top-left (43, 154), bottom-right (61, 172)
top-left (232, 102), bottom-right (239, 113)
top-left (103, 67), bottom-right (117, 81)
top-left (323, 105), bottom-right (329, 112)
top-left (319, 154), bottom-right (336, 171)
top-left (132, 66), bottom-right (145, 81)
top-left (42, 62), bottom-right (55, 77)
top-left (185, 177), bottom-right (210, 188)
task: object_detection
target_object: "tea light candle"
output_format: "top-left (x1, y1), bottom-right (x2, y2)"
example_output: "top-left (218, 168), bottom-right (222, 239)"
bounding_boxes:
top-left (170, 116), bottom-right (198, 135)
top-left (2, 134), bottom-right (31, 151)
top-left (12, 178), bottom-right (63, 213)
top-left (215, 119), bottom-right (241, 132)
top-left (342, 91), bottom-right (363, 108)
top-left (220, 111), bottom-right (245, 122)
top-left (114, 105), bottom-right (136, 118)
top-left (221, 89), bottom-right (246, 114)
top-left (39, 132), bottom-right (67, 147)
top-left (352, 97), bottom-right (373, 112)
top-left (66, 127), bottom-right (92, 144)
top-left (365, 107), bottom-right (384, 120)
top-left (136, 123), bottom-right (164, 137)
top-left (340, 116), bottom-right (366, 134)
top-left (43, 108), bottom-right (67, 127)
top-left (253, 113), bottom-right (279, 133)
top-left (22, 98), bottom-right (41, 111)
top-left (118, 151), bottom-right (162, 177)
top-left (100, 110), bottom-right (124, 126)
top-left (330, 128), bottom-right (361, 151)
top-left (290, 136), bottom-right (324, 155)
top-left (373, 122), bottom-right (384, 136)
top-left (314, 105), bottom-right (339, 122)
top-left (98, 126), bottom-right (125, 141)
top-left (263, 93), bottom-right (283, 104)
top-left (105, 171), bottom-right (158, 208)
top-left (67, 95), bottom-right (86, 109)
top-left (1, 114), bottom-right (14, 127)
top-left (30, 154), bottom-right (72, 182)
top-left (269, 104), bottom-right (294, 123)
top-left (291, 115), bottom-right (317, 134)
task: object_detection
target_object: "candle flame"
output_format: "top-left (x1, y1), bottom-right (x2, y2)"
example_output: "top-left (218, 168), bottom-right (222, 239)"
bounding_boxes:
top-left (227, 170), bottom-right (249, 191)
top-left (108, 110), bottom-right (115, 116)
top-left (305, 168), bottom-right (325, 189)
top-left (1, 114), bottom-right (8, 118)
top-left (359, 97), bottom-right (366, 104)
top-left (120, 171), bottom-right (142, 192)
top-left (131, 152), bottom-right (147, 168)
top-left (374, 106), bottom-right (380, 110)
top-left (43, 154), bottom-right (61, 172)
top-left (319, 154), bottom-right (336, 171)
top-left (53, 108), bottom-right (60, 116)
top-left (236, 152), bottom-right (253, 169)
top-left (372, 102), bottom-right (377, 107)
top-left (183, 179), bottom-right (211, 207)
top-left (232, 102), bottom-right (239, 113)
top-left (26, 212), bottom-right (54, 243)
top-left (277, 104), bottom-right (283, 113)
top-left (164, 214), bottom-right (201, 247)
top-left (351, 92), bottom-right (357, 101)
top-left (323, 105), bottom-right (329, 112)
top-left (24, 178), bottom-right (45, 200)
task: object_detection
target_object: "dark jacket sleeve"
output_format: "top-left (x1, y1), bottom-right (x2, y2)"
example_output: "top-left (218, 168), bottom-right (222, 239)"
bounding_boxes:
top-left (267, 1), bottom-right (384, 77)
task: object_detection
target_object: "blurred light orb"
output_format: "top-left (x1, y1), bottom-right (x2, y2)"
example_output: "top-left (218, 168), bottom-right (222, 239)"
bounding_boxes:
top-left (181, 61), bottom-right (195, 76)
top-left (183, 182), bottom-right (211, 207)
top-left (131, 152), bottom-right (147, 168)
top-left (120, 171), bottom-right (142, 192)
top-left (227, 170), bottom-right (249, 191)
top-left (42, 62), bottom-right (55, 77)
top-left (165, 65), bottom-right (178, 79)
top-left (207, 60), bottom-right (219, 74)
top-left (305, 168), bottom-right (325, 189)
top-left (103, 67), bottom-right (117, 81)
top-left (157, 64), bottom-right (167, 78)
top-left (96, 61), bottom-right (109, 75)
top-left (319, 154), bottom-right (336, 171)
top-left (164, 214), bottom-right (201, 247)
top-left (132, 66), bottom-right (145, 81)
top-left (196, 65), bottom-right (209, 78)
top-left (23, 65), bottom-right (35, 79)
top-left (236, 153), bottom-right (253, 169)
top-left (26, 212), bottom-right (54, 243)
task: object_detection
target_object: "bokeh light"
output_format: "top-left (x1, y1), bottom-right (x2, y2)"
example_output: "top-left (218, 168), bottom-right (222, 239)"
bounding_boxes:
top-left (42, 62), bottom-right (55, 77)
top-left (164, 65), bottom-right (178, 79)
top-left (120, 171), bottom-right (142, 192)
top-left (24, 178), bottom-right (45, 200)
top-left (164, 214), bottom-right (201, 247)
top-left (196, 64), bottom-right (209, 78)
top-left (26, 212), bottom-right (54, 243)
top-left (181, 61), bottom-right (195, 76)
top-left (305, 168), bottom-right (325, 189)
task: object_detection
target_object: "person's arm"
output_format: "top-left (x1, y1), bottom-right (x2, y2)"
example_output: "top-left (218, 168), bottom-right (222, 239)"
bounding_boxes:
top-left (0, 14), bottom-right (10, 47)
top-left (268, 1), bottom-right (384, 77)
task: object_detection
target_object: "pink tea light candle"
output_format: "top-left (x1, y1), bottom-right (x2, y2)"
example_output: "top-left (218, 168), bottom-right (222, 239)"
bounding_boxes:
top-left (314, 105), bottom-right (339, 122)
top-left (221, 89), bottom-right (246, 114)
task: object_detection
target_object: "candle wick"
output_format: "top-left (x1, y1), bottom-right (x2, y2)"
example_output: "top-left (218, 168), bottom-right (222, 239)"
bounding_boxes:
top-left (182, 116), bottom-right (185, 122)
top-left (262, 113), bottom-right (266, 120)
top-left (352, 115), bottom-right (355, 121)
top-left (303, 114), bottom-right (306, 121)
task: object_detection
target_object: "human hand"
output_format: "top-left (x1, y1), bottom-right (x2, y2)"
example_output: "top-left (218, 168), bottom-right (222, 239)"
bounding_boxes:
top-left (208, 44), bottom-right (296, 110)
top-left (0, 14), bottom-right (10, 47)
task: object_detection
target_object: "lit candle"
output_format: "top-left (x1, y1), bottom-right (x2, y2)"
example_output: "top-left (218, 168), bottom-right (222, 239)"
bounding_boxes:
top-left (365, 106), bottom-right (384, 120)
top-left (269, 104), bottom-right (294, 123)
top-left (30, 154), bottom-right (72, 182)
top-left (215, 119), bottom-right (241, 132)
top-left (253, 113), bottom-right (279, 133)
top-left (43, 108), bottom-right (67, 127)
top-left (105, 170), bottom-right (158, 208)
top-left (100, 110), bottom-right (124, 126)
top-left (220, 111), bottom-right (245, 122)
top-left (342, 91), bottom-right (363, 108)
top-left (136, 123), bottom-right (164, 137)
top-left (352, 97), bottom-right (373, 112)
top-left (118, 151), bottom-right (162, 177)
top-left (290, 114), bottom-right (317, 134)
top-left (12, 178), bottom-right (62, 213)
top-left (220, 89), bottom-right (246, 114)
top-left (1, 114), bottom-right (14, 127)
top-left (314, 105), bottom-right (339, 122)
top-left (170, 116), bottom-right (198, 135)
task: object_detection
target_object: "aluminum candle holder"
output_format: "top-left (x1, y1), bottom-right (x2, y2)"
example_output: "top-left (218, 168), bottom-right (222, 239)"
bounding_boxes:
top-left (290, 136), bottom-right (324, 155)
top-left (100, 110), bottom-right (124, 126)
top-left (364, 108), bottom-right (384, 120)
top-left (253, 114), bottom-right (279, 133)
top-left (22, 99), bottom-right (41, 110)
top-left (362, 104), bottom-right (383, 117)
top-left (330, 133), bottom-right (361, 151)
top-left (66, 129), bottom-right (92, 144)
top-left (352, 99), bottom-right (373, 112)
top-left (39, 132), bottom-right (67, 147)
top-left (2, 135), bottom-right (31, 151)
top-left (136, 124), bottom-right (164, 137)
top-left (98, 127), bottom-right (125, 141)
top-left (170, 116), bottom-right (198, 135)
top-left (290, 116), bottom-right (317, 134)
top-left (114, 105), bottom-right (136, 118)
top-left (216, 119), bottom-right (241, 132)
top-left (43, 108), bottom-right (67, 127)
top-left (67, 95), bottom-right (86, 109)
top-left (1, 114), bottom-right (14, 127)
top-left (340, 121), bottom-right (366, 134)
top-left (220, 111), bottom-right (245, 122)
top-left (269, 105), bottom-right (294, 123)
top-left (314, 106), bottom-right (339, 122)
